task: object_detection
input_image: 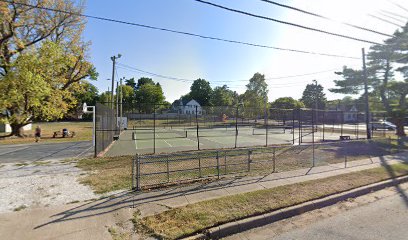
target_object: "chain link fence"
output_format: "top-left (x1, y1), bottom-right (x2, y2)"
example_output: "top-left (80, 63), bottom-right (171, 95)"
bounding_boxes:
top-left (95, 102), bottom-right (118, 156)
top-left (132, 138), bottom-right (405, 190)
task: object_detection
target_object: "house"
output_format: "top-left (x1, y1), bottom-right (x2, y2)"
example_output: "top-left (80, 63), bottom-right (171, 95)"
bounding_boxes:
top-left (172, 99), bottom-right (203, 115)
top-left (326, 105), bottom-right (359, 123)
top-left (343, 106), bottom-right (358, 123)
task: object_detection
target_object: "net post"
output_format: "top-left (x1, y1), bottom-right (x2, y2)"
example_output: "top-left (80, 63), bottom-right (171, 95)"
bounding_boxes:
top-left (235, 104), bottom-right (239, 148)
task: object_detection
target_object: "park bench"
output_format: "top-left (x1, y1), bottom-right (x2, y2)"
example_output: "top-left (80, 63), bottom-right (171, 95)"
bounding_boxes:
top-left (339, 135), bottom-right (351, 140)
top-left (53, 130), bottom-right (76, 138)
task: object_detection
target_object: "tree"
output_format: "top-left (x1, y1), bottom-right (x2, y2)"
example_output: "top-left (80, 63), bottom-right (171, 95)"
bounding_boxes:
top-left (188, 79), bottom-right (213, 106)
top-left (0, 1), bottom-right (96, 137)
top-left (240, 73), bottom-right (269, 118)
top-left (330, 23), bottom-right (408, 136)
top-left (125, 77), bottom-right (137, 90)
top-left (210, 85), bottom-right (236, 106)
top-left (135, 80), bottom-right (165, 113)
top-left (270, 97), bottom-right (304, 109)
top-left (300, 81), bottom-right (327, 109)
top-left (136, 77), bottom-right (155, 89)
top-left (0, 41), bottom-right (93, 136)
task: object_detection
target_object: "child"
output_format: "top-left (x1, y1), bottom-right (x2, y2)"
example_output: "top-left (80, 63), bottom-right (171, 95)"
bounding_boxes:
top-left (35, 125), bottom-right (41, 142)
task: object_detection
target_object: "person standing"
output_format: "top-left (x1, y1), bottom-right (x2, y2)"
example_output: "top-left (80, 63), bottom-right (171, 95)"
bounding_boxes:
top-left (35, 125), bottom-right (41, 142)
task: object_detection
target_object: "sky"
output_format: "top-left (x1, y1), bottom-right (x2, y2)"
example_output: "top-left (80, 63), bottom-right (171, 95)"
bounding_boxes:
top-left (82, 0), bottom-right (408, 103)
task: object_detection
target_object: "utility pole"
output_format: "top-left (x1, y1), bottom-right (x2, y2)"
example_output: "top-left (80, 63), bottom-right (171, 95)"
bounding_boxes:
top-left (362, 48), bottom-right (371, 139)
top-left (110, 54), bottom-right (121, 109)
top-left (120, 77), bottom-right (124, 131)
top-left (116, 81), bottom-right (119, 129)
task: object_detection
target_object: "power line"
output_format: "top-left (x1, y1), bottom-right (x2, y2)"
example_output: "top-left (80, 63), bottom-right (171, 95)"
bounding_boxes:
top-left (259, 0), bottom-right (393, 37)
top-left (388, 0), bottom-right (408, 13)
top-left (368, 14), bottom-right (403, 27)
top-left (380, 10), bottom-right (408, 21)
top-left (117, 63), bottom-right (346, 86)
top-left (1, 0), bottom-right (360, 60)
top-left (192, 0), bottom-right (383, 45)
top-left (378, 11), bottom-right (406, 23)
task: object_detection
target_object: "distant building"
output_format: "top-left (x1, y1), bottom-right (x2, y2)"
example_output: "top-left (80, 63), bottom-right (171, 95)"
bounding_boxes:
top-left (326, 105), bottom-right (359, 123)
top-left (172, 99), bottom-right (203, 115)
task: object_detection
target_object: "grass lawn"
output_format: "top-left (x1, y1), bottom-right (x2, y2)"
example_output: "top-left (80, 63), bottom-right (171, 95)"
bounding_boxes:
top-left (138, 163), bottom-right (408, 239)
top-left (77, 155), bottom-right (133, 194)
top-left (0, 121), bottom-right (92, 145)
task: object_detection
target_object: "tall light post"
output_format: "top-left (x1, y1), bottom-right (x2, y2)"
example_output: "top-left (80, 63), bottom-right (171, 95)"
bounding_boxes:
top-left (110, 54), bottom-right (121, 109)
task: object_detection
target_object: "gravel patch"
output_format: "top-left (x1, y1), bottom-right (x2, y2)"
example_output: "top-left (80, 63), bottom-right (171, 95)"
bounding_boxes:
top-left (0, 160), bottom-right (98, 213)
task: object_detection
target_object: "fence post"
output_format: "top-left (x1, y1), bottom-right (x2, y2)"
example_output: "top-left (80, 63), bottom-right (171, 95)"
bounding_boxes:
top-left (216, 151), bottom-right (220, 179)
top-left (248, 149), bottom-right (252, 172)
top-left (224, 150), bottom-right (227, 174)
top-left (273, 147), bottom-right (276, 173)
top-left (167, 155), bottom-right (170, 183)
top-left (199, 157), bottom-right (202, 178)
top-left (132, 155), bottom-right (135, 190)
top-left (344, 148), bottom-right (347, 168)
top-left (136, 154), bottom-right (140, 191)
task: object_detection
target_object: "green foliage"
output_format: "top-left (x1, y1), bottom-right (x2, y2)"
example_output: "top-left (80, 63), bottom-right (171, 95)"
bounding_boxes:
top-left (136, 77), bottom-right (155, 89)
top-left (135, 81), bottom-right (165, 113)
top-left (125, 77), bottom-right (137, 89)
top-left (0, 41), bottom-right (84, 130)
top-left (270, 97), bottom-right (304, 109)
top-left (241, 73), bottom-right (268, 111)
top-left (188, 79), bottom-right (213, 106)
top-left (300, 81), bottom-right (327, 109)
top-left (210, 85), bottom-right (237, 106)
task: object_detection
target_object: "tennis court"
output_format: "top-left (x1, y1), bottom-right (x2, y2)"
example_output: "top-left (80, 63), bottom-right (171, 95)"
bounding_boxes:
top-left (105, 126), bottom-right (296, 156)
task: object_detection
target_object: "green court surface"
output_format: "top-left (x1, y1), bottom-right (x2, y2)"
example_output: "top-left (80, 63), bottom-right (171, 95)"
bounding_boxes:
top-left (105, 126), bottom-right (294, 156)
top-left (104, 124), bottom-right (377, 157)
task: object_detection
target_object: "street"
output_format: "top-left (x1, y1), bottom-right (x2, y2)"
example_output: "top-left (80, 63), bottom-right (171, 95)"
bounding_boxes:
top-left (225, 182), bottom-right (408, 240)
top-left (0, 141), bottom-right (93, 163)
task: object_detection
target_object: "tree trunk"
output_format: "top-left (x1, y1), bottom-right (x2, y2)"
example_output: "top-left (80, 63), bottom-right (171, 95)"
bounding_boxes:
top-left (394, 118), bottom-right (406, 137)
top-left (10, 123), bottom-right (26, 138)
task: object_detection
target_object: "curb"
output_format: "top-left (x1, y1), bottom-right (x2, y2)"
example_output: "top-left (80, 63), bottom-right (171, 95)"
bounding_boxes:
top-left (183, 175), bottom-right (408, 240)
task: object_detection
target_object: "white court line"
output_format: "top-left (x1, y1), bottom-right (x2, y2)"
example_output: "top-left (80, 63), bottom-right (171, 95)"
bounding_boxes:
top-left (202, 137), bottom-right (224, 145)
top-left (74, 145), bottom-right (93, 158)
top-left (163, 139), bottom-right (172, 147)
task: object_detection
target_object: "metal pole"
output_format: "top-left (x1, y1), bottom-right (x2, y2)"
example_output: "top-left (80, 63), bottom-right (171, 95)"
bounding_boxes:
top-left (153, 105), bottom-right (156, 154)
top-left (235, 104), bottom-right (239, 148)
top-left (341, 110), bottom-right (344, 136)
top-left (111, 57), bottom-right (116, 109)
top-left (265, 97), bottom-right (268, 147)
top-left (312, 108), bottom-right (315, 167)
top-left (322, 110), bottom-right (325, 141)
top-left (292, 109), bottom-right (295, 145)
top-left (196, 105), bottom-right (200, 150)
top-left (136, 154), bottom-right (140, 191)
top-left (93, 106), bottom-right (97, 157)
top-left (216, 151), bottom-right (220, 179)
top-left (273, 147), bottom-right (276, 172)
top-left (116, 81), bottom-right (119, 130)
top-left (120, 77), bottom-right (123, 132)
top-left (299, 109), bottom-right (302, 145)
top-left (362, 48), bottom-right (371, 139)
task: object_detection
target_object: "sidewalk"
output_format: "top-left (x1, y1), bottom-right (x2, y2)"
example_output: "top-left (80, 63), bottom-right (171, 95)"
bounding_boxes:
top-left (1, 152), bottom-right (407, 240)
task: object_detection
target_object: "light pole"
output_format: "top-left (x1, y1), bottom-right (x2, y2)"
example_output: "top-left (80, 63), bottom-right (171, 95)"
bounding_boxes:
top-left (110, 54), bottom-right (121, 109)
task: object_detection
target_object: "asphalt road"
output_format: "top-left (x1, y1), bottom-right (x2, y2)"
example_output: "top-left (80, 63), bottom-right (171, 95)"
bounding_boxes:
top-left (226, 183), bottom-right (408, 240)
top-left (0, 141), bottom-right (93, 163)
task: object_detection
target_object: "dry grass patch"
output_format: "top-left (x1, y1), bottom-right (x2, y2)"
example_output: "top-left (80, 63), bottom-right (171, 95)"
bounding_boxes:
top-left (77, 156), bottom-right (133, 194)
top-left (139, 163), bottom-right (408, 239)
